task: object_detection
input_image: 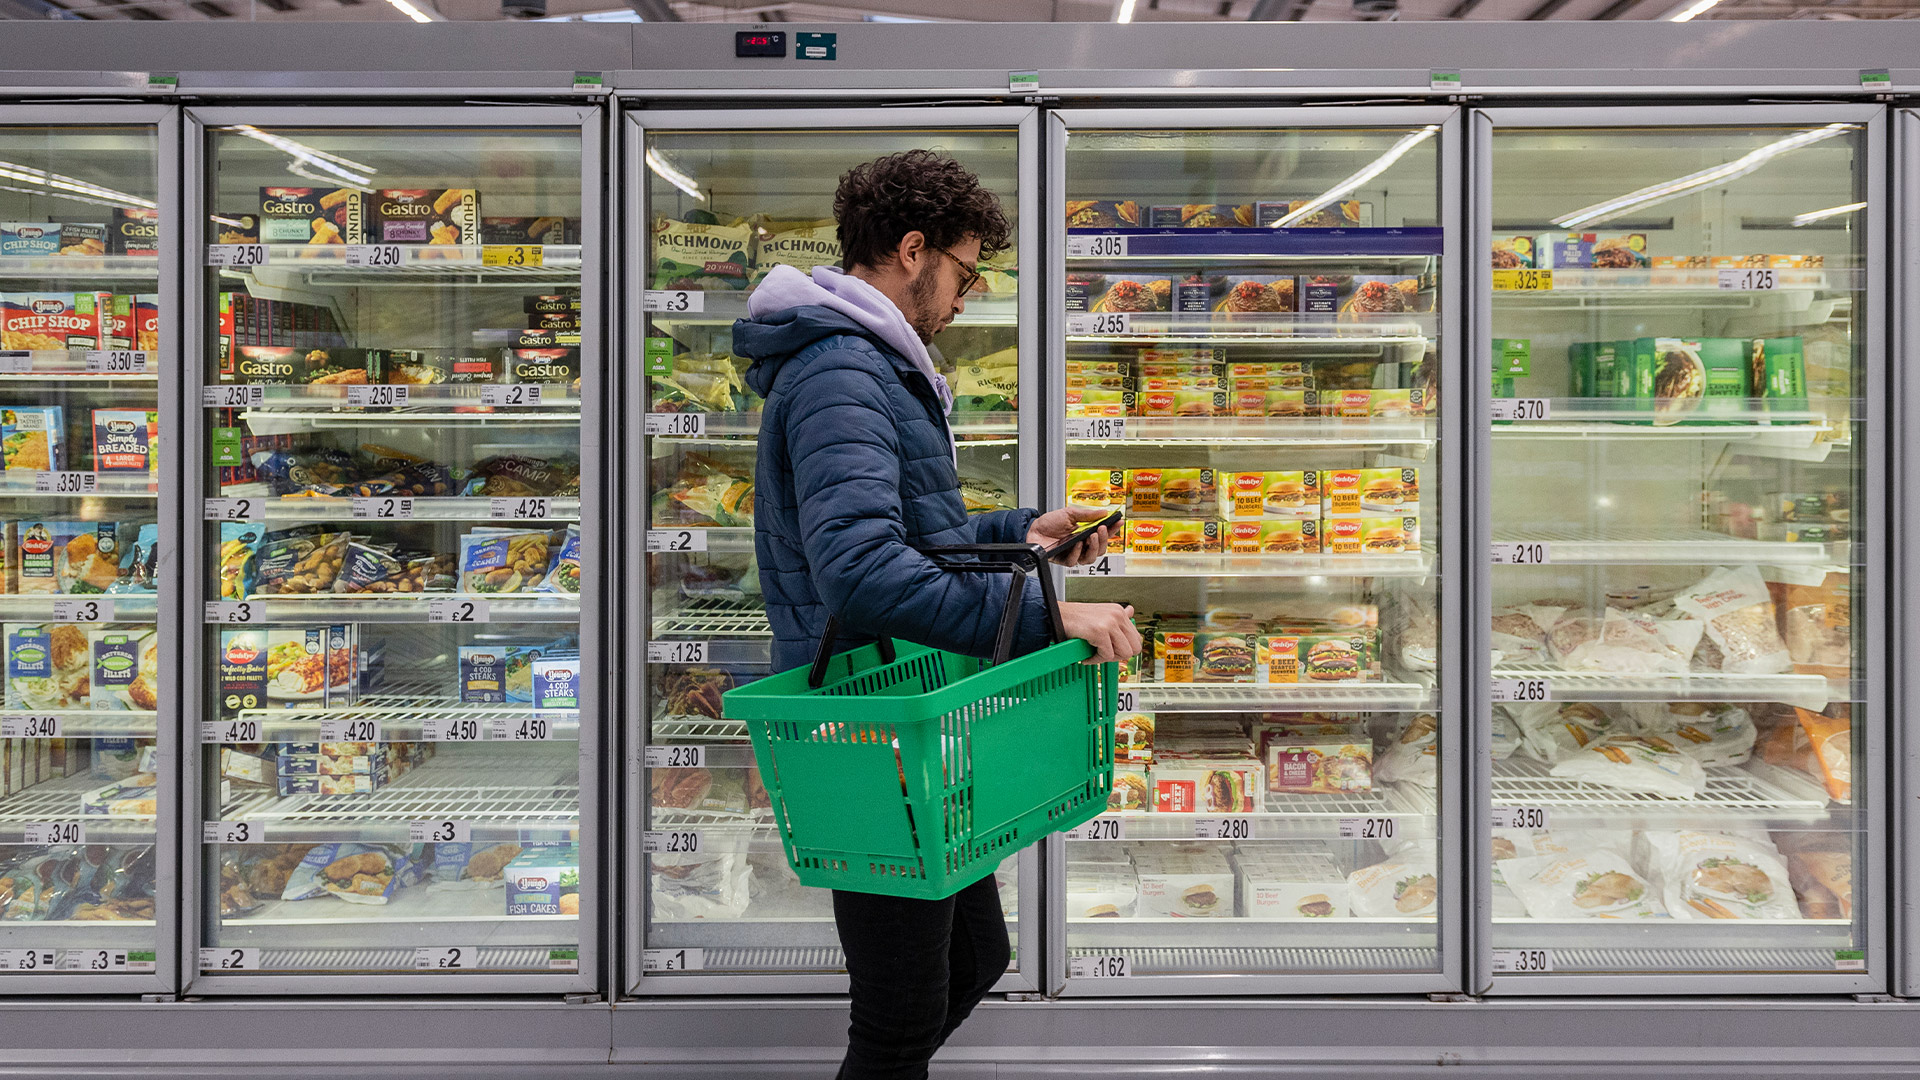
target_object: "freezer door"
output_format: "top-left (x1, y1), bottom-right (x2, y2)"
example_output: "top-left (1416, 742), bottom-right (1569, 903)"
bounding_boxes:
top-left (1477, 106), bottom-right (1885, 993)
top-left (625, 107), bottom-right (1042, 995)
top-left (185, 106), bottom-right (603, 993)
top-left (1048, 107), bottom-right (1463, 996)
top-left (0, 106), bottom-right (178, 994)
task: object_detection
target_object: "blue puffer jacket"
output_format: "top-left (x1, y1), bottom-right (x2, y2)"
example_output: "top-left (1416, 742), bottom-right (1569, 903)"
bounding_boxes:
top-left (736, 304), bottom-right (1048, 673)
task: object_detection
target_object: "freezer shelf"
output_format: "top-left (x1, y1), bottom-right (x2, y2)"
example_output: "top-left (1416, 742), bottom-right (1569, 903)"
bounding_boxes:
top-left (216, 243), bottom-right (581, 287)
top-left (1492, 267), bottom-right (1861, 293)
top-left (1490, 756), bottom-right (1829, 830)
top-left (1131, 679), bottom-right (1434, 712)
top-left (1089, 549), bottom-right (1432, 579)
top-left (212, 702), bottom-right (583, 743)
top-left (1076, 787), bottom-right (1436, 841)
top-left (1490, 920), bottom-right (1857, 976)
top-left (645, 526), bottom-right (753, 554)
top-left (217, 594), bottom-right (579, 623)
top-left (0, 255), bottom-right (157, 281)
top-left (1064, 226), bottom-right (1443, 259)
top-left (1065, 311), bottom-right (1432, 344)
top-left (1490, 527), bottom-right (1827, 564)
top-left (643, 411), bottom-right (1017, 440)
top-left (648, 289), bottom-right (1015, 328)
top-left (0, 924), bottom-right (157, 951)
top-left (0, 475), bottom-right (156, 499)
top-left (0, 352), bottom-right (156, 383)
top-left (1066, 940), bottom-right (1436, 976)
top-left (1493, 663), bottom-right (1831, 710)
top-left (1067, 417), bottom-right (1433, 446)
top-left (214, 496), bottom-right (581, 523)
top-left (0, 711), bottom-right (157, 739)
top-left (224, 886), bottom-right (573, 951)
top-left (217, 753), bottom-right (578, 845)
top-left (0, 770), bottom-right (154, 843)
top-left (651, 596), bottom-right (769, 639)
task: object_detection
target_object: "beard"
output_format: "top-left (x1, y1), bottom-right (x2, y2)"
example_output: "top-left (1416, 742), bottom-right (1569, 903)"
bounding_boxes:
top-left (905, 263), bottom-right (946, 344)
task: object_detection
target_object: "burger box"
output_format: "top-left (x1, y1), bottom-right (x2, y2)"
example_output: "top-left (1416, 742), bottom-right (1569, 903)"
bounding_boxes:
top-left (1220, 471), bottom-right (1316, 520)
top-left (1227, 360), bottom-right (1310, 386)
top-left (1256, 721), bottom-right (1368, 761)
top-left (1265, 737), bottom-right (1374, 795)
top-left (1150, 758), bottom-right (1260, 814)
top-left (1325, 515), bottom-right (1420, 556)
top-left (1260, 632), bottom-right (1371, 683)
top-left (1065, 869), bottom-right (1139, 920)
top-left (1319, 469), bottom-right (1363, 516)
top-left (1128, 518), bottom-right (1220, 556)
top-left (1238, 852), bottom-right (1351, 919)
top-left (1226, 519), bottom-right (1316, 554)
top-left (1064, 388), bottom-right (1125, 418)
top-left (1357, 467), bottom-right (1420, 515)
top-left (1125, 469), bottom-right (1166, 514)
top-left (1067, 359), bottom-right (1127, 376)
top-left (1066, 468), bottom-right (1126, 509)
top-left (1108, 763), bottom-right (1151, 811)
top-left (1158, 468), bottom-right (1216, 517)
top-left (1115, 712), bottom-right (1155, 762)
top-left (1133, 853), bottom-right (1236, 918)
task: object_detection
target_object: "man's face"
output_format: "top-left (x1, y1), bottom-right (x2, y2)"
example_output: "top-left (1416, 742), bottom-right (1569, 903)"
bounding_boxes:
top-left (904, 235), bottom-right (982, 345)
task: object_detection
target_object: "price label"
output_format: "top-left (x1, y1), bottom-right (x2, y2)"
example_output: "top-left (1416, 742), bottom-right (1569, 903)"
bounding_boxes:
top-left (644, 745), bottom-right (707, 769)
top-left (203, 385), bottom-right (265, 408)
top-left (0, 715), bottom-right (59, 738)
top-left (35, 471), bottom-right (97, 495)
top-left (645, 529), bottom-right (708, 553)
top-left (319, 717), bottom-right (381, 743)
top-left (428, 598), bottom-right (490, 624)
top-left (1069, 955), bottom-right (1131, 978)
top-left (1063, 416), bottom-right (1127, 440)
top-left (643, 830), bottom-right (702, 854)
top-left (50, 598), bottom-right (110, 623)
top-left (206, 244), bottom-right (268, 268)
top-left (647, 641), bottom-right (709, 665)
top-left (1491, 679), bottom-right (1552, 704)
top-left (1491, 398), bottom-right (1550, 421)
top-left (422, 717), bottom-right (482, 742)
top-left (22, 822), bottom-right (83, 845)
top-left (1835, 949), bottom-right (1866, 971)
top-left (1067, 313), bottom-right (1132, 335)
top-left (1491, 807), bottom-right (1551, 830)
top-left (1195, 817), bottom-right (1253, 840)
top-left (1065, 234), bottom-right (1129, 258)
top-left (1718, 268), bottom-right (1776, 291)
top-left (68, 948), bottom-right (135, 972)
top-left (1115, 689), bottom-right (1139, 713)
top-left (409, 820), bottom-right (470, 844)
top-left (1430, 69), bottom-right (1462, 91)
top-left (1007, 69), bottom-right (1039, 93)
top-left (1065, 555), bottom-right (1124, 577)
top-left (84, 350), bottom-right (147, 374)
top-left (1337, 816), bottom-right (1397, 841)
top-left (481, 245), bottom-right (542, 267)
top-left (490, 497), bottom-right (552, 520)
top-left (200, 948), bottom-right (261, 971)
top-left (343, 244), bottom-right (404, 268)
top-left (347, 385), bottom-right (408, 408)
top-left (204, 601), bottom-right (256, 624)
top-left (645, 412), bottom-right (707, 437)
top-left (202, 821), bottom-right (259, 844)
top-left (201, 719), bottom-right (261, 743)
top-left (493, 717), bottom-right (555, 742)
top-left (480, 384), bottom-right (543, 407)
top-left (0, 950), bottom-right (54, 971)
top-left (641, 948), bottom-right (705, 972)
top-left (205, 498), bottom-right (261, 521)
top-left (643, 290), bottom-right (705, 314)
top-left (1491, 542), bottom-right (1551, 565)
top-left (1064, 817), bottom-right (1125, 841)
top-left (1491, 948), bottom-right (1554, 974)
top-left (414, 946), bottom-right (470, 970)
top-left (1491, 268), bottom-right (1553, 291)
top-left (353, 496), bottom-right (413, 520)
top-left (548, 949), bottom-right (579, 970)
top-left (0, 352), bottom-right (34, 374)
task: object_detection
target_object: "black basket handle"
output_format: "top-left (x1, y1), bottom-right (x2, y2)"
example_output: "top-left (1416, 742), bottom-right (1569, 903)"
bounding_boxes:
top-left (807, 542), bottom-right (1072, 689)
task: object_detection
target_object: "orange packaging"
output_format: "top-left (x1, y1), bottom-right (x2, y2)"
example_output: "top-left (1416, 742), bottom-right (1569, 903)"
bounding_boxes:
top-left (1312, 389), bottom-right (1373, 419)
top-left (1126, 469), bottom-right (1164, 514)
top-left (1265, 390), bottom-right (1308, 418)
top-left (1131, 389), bottom-right (1178, 418)
top-left (1320, 469), bottom-right (1363, 517)
top-left (1766, 569), bottom-right (1851, 679)
top-left (1793, 706), bottom-right (1851, 803)
top-left (1159, 519), bottom-right (1220, 553)
top-left (1230, 390), bottom-right (1268, 418)
top-left (1352, 516), bottom-right (1417, 555)
top-left (1226, 521), bottom-right (1266, 554)
top-left (1067, 388), bottom-right (1127, 418)
top-left (1067, 468), bottom-right (1126, 508)
top-left (1255, 633), bottom-right (1302, 684)
top-left (1370, 388), bottom-right (1423, 418)
top-left (1358, 467), bottom-right (1419, 514)
top-left (1261, 519), bottom-right (1318, 554)
top-left (1323, 517), bottom-right (1364, 555)
top-left (1125, 518), bottom-right (1170, 554)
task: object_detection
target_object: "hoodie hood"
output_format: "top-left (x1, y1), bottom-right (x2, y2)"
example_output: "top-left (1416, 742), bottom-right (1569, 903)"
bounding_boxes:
top-left (737, 264), bottom-right (953, 413)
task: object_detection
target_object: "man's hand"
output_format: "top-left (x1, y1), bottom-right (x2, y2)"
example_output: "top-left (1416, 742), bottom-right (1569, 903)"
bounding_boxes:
top-left (1059, 602), bottom-right (1141, 665)
top-left (1027, 504), bottom-right (1116, 567)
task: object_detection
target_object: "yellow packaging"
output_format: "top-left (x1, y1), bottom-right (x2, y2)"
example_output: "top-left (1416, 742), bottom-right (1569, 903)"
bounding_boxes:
top-left (1369, 388), bottom-right (1422, 418)
top-left (1131, 388), bottom-right (1179, 418)
top-left (1159, 518), bottom-right (1220, 553)
top-left (1320, 468), bottom-right (1363, 517)
top-left (1261, 519), bottom-right (1319, 554)
top-left (1358, 467), bottom-right (1419, 513)
top-left (1315, 389), bottom-right (1374, 419)
top-left (1154, 629), bottom-right (1197, 683)
top-left (1125, 518), bottom-right (1171, 554)
top-left (1172, 389), bottom-right (1225, 419)
top-left (1067, 388), bottom-right (1127, 418)
top-left (1159, 468), bottom-right (1216, 517)
top-left (1264, 390), bottom-right (1308, 418)
top-left (1067, 359), bottom-right (1126, 376)
top-left (1067, 468), bottom-right (1126, 508)
top-left (1220, 471), bottom-right (1313, 519)
top-left (1230, 390), bottom-right (1268, 418)
top-left (1126, 469), bottom-right (1165, 514)
top-left (1326, 515), bottom-right (1419, 555)
top-left (1066, 372), bottom-right (1131, 391)
top-left (1257, 633), bottom-right (1303, 683)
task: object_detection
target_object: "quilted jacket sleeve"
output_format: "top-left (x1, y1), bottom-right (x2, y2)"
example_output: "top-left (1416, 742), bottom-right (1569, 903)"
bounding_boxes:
top-left (962, 507), bottom-right (1041, 546)
top-left (787, 348), bottom-right (1050, 659)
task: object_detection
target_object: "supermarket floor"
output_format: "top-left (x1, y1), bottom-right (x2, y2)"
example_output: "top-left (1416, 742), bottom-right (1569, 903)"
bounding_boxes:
top-left (9, 996), bottom-right (1920, 1076)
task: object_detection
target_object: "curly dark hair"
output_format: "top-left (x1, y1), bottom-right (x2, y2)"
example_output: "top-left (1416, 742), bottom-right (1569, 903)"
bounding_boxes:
top-left (833, 150), bottom-right (1012, 272)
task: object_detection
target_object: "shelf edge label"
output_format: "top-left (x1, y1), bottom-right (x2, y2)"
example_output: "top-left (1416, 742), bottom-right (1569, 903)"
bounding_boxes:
top-left (1064, 816), bottom-right (1125, 841)
top-left (1069, 955), bottom-right (1131, 978)
top-left (641, 947), bottom-right (704, 972)
top-left (1491, 948), bottom-right (1553, 974)
top-left (1491, 678), bottom-right (1552, 704)
top-left (1490, 542), bottom-right (1551, 566)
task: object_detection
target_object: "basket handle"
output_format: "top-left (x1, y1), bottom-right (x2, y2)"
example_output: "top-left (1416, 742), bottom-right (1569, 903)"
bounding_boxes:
top-left (806, 542), bottom-right (1069, 689)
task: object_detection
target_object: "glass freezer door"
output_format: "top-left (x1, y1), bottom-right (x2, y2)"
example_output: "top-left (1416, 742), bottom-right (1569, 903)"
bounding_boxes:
top-left (0, 110), bottom-right (174, 988)
top-left (1051, 109), bottom-right (1461, 992)
top-left (1479, 108), bottom-right (1882, 989)
top-left (188, 108), bottom-right (601, 988)
top-left (628, 108), bottom-right (1038, 991)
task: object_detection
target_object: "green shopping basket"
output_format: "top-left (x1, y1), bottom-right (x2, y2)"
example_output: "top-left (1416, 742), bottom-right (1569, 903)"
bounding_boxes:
top-left (723, 543), bottom-right (1117, 900)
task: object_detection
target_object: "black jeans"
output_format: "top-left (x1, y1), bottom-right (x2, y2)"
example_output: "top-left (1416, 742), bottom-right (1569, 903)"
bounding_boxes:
top-left (832, 874), bottom-right (1010, 1080)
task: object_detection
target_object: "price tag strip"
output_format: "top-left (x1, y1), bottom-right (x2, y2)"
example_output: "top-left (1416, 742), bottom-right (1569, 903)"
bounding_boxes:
top-left (1491, 678), bottom-right (1552, 704)
top-left (643, 830), bottom-right (702, 854)
top-left (414, 946), bottom-right (473, 970)
top-left (480, 384), bottom-right (543, 408)
top-left (643, 290), bottom-right (705, 314)
top-left (647, 641), bottom-right (710, 665)
top-left (1337, 816), bottom-right (1398, 841)
top-left (22, 822), bottom-right (84, 845)
top-left (644, 412), bottom-right (707, 437)
top-left (428, 598), bottom-right (491, 624)
top-left (641, 947), bottom-right (705, 972)
top-left (422, 717), bottom-right (483, 742)
top-left (1491, 268), bottom-right (1553, 291)
top-left (343, 244), bottom-right (404, 268)
top-left (201, 719), bottom-right (261, 743)
top-left (202, 821), bottom-right (263, 844)
top-left (35, 471), bottom-right (98, 495)
top-left (409, 820), bottom-right (471, 844)
top-left (353, 496), bottom-right (413, 520)
top-left (1490, 542), bottom-right (1551, 566)
top-left (1718, 268), bottom-right (1777, 291)
top-left (645, 529), bottom-right (709, 554)
top-left (480, 245), bottom-right (542, 268)
top-left (50, 598), bottom-right (111, 622)
top-left (1069, 955), bottom-right (1131, 978)
top-left (1114, 689), bottom-right (1140, 713)
top-left (1490, 948), bottom-right (1553, 974)
top-left (0, 352), bottom-right (34, 374)
top-left (319, 717), bottom-right (381, 743)
top-left (0, 715), bottom-right (60, 738)
top-left (491, 716), bottom-right (557, 742)
top-left (644, 745), bottom-right (707, 769)
top-left (206, 244), bottom-right (268, 268)
top-left (347, 385), bottom-right (409, 408)
top-left (1066, 313), bottom-right (1133, 335)
top-left (1065, 555), bottom-right (1124, 577)
top-left (203, 385), bottom-right (265, 408)
top-left (64, 948), bottom-right (153, 973)
top-left (199, 947), bottom-right (262, 971)
top-left (1194, 817), bottom-right (1254, 840)
top-left (204, 601), bottom-right (257, 624)
top-left (84, 350), bottom-right (148, 374)
top-left (1065, 234), bottom-right (1129, 258)
top-left (1062, 417), bottom-right (1127, 440)
top-left (490, 497), bottom-right (552, 520)
top-left (1064, 817), bottom-right (1125, 841)
top-left (0, 950), bottom-right (55, 971)
top-left (205, 498), bottom-right (263, 521)
top-left (1491, 807), bottom-right (1551, 831)
top-left (1490, 398), bottom-right (1550, 421)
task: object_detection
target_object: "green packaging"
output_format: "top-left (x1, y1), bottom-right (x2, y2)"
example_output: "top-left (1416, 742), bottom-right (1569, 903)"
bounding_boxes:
top-left (1750, 336), bottom-right (1808, 421)
top-left (1567, 341), bottom-right (1592, 399)
top-left (1591, 341), bottom-right (1619, 400)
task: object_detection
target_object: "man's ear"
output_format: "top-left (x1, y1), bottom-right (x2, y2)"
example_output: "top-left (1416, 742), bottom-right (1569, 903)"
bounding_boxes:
top-left (895, 229), bottom-right (927, 273)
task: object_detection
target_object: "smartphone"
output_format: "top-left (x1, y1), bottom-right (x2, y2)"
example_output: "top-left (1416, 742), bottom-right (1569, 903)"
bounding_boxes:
top-left (1043, 508), bottom-right (1123, 560)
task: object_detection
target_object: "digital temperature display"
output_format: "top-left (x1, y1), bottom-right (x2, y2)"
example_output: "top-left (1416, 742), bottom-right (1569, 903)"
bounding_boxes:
top-left (735, 31), bottom-right (786, 57)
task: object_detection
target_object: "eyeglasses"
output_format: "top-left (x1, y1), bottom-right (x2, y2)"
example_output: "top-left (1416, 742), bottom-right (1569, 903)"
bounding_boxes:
top-left (931, 247), bottom-right (983, 298)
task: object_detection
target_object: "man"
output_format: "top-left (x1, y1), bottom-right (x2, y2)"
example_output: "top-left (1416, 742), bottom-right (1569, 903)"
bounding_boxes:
top-left (734, 150), bottom-right (1141, 1080)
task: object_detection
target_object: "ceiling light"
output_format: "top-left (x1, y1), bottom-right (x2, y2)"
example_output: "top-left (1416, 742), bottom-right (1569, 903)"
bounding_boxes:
top-left (1272, 126), bottom-right (1438, 228)
top-left (1791, 201), bottom-right (1866, 227)
top-left (646, 147), bottom-right (705, 202)
top-left (1115, 0), bottom-right (1137, 21)
top-left (226, 125), bottom-right (376, 188)
top-left (385, 0), bottom-right (437, 21)
top-left (0, 159), bottom-right (155, 210)
top-left (1553, 123), bottom-right (1854, 229)
top-left (1668, 0), bottom-right (1721, 20)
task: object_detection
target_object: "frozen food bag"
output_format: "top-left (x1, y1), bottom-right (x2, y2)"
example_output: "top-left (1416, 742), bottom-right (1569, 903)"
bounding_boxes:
top-left (1631, 702), bottom-right (1756, 769)
top-left (109, 523), bottom-right (159, 593)
top-left (1373, 712), bottom-right (1438, 787)
top-left (1674, 565), bottom-right (1791, 674)
top-left (281, 843), bottom-right (420, 905)
top-left (1548, 733), bottom-right (1706, 799)
top-left (1641, 830), bottom-right (1797, 920)
top-left (1513, 700), bottom-right (1625, 763)
top-left (1489, 604), bottom-right (1562, 665)
top-left (1793, 706), bottom-right (1852, 803)
top-left (651, 213), bottom-right (752, 291)
top-left (538, 525), bottom-right (580, 594)
top-left (1788, 850), bottom-right (1853, 918)
top-left (1346, 848), bottom-right (1438, 918)
top-left (1489, 707), bottom-right (1521, 760)
top-left (1502, 849), bottom-right (1667, 919)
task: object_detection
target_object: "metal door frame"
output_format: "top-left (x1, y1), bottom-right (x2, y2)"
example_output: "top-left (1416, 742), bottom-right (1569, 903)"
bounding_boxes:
top-left (1472, 103), bottom-right (1888, 996)
top-left (180, 103), bottom-right (604, 996)
top-left (1044, 104), bottom-right (1465, 998)
top-left (1896, 106), bottom-right (1918, 1001)
top-left (0, 102), bottom-right (181, 997)
top-left (620, 104), bottom-right (1043, 997)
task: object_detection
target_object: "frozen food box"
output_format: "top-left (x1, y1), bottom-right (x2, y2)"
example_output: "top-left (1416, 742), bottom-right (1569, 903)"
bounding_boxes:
top-left (1154, 468), bottom-right (1215, 517)
top-left (1, 293), bottom-right (101, 351)
top-left (1369, 388), bottom-right (1424, 418)
top-left (1221, 471), bottom-right (1313, 520)
top-left (1064, 200), bottom-right (1143, 229)
top-left (1089, 278), bottom-right (1169, 314)
top-left (7, 623), bottom-right (89, 710)
top-left (1491, 236), bottom-right (1534, 269)
top-left (1193, 632), bottom-right (1257, 684)
top-left (1319, 468), bottom-right (1363, 517)
top-left (482, 216), bottom-right (568, 246)
top-left (1239, 852), bottom-right (1351, 919)
top-left (459, 643), bottom-right (545, 704)
top-left (111, 208), bottom-right (160, 256)
top-left (1534, 232), bottom-right (1594, 269)
top-left (87, 629), bottom-right (148, 711)
top-left (1133, 853), bottom-right (1237, 918)
top-left (91, 409), bottom-right (154, 474)
top-left (370, 188), bottom-right (477, 245)
top-left (1214, 275), bottom-right (1297, 315)
top-left (1324, 515), bottom-right (1419, 556)
top-left (1358, 467), bottom-right (1419, 514)
top-left (1108, 764), bottom-right (1151, 812)
top-left (1152, 628), bottom-right (1198, 682)
top-left (1266, 737), bottom-right (1373, 794)
top-left (58, 223), bottom-right (107, 258)
top-left (3, 406), bottom-right (63, 475)
top-left (1150, 761), bottom-right (1259, 814)
top-left (1342, 275), bottom-right (1426, 317)
top-left (1115, 713), bottom-right (1155, 764)
top-left (259, 186), bottom-right (364, 245)
top-left (505, 845), bottom-right (581, 916)
top-left (0, 223), bottom-right (60, 258)
top-left (1630, 337), bottom-right (1747, 426)
top-left (1750, 336), bottom-right (1808, 418)
top-left (1297, 633), bottom-right (1368, 682)
top-left (1065, 388), bottom-right (1126, 418)
top-left (1065, 869), bottom-right (1139, 920)
top-left (533, 655), bottom-right (580, 711)
top-left (80, 776), bottom-right (156, 817)
top-left (1067, 468), bottom-right (1126, 509)
top-left (501, 347), bottom-right (579, 386)
top-left (1255, 199), bottom-right (1366, 228)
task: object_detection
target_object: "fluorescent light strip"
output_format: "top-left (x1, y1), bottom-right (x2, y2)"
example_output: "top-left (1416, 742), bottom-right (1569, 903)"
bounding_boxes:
top-left (1552, 123), bottom-right (1854, 230)
top-left (385, 0), bottom-right (436, 20)
top-left (1669, 0), bottom-right (1722, 20)
top-left (645, 148), bottom-right (706, 202)
top-left (0, 159), bottom-right (156, 209)
top-left (227, 125), bottom-right (376, 188)
top-left (1271, 126), bottom-right (1438, 229)
top-left (1115, 0), bottom-right (1137, 20)
top-left (1791, 201), bottom-right (1867, 227)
